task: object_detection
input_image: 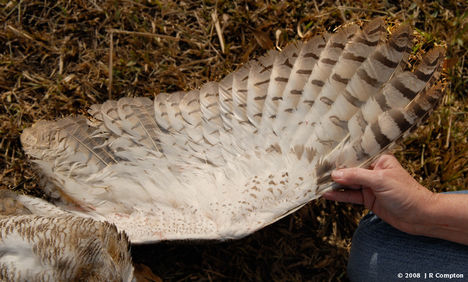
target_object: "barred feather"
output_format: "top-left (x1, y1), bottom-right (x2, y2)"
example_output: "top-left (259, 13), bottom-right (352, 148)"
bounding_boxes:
top-left (283, 23), bottom-right (358, 149)
top-left (273, 36), bottom-right (327, 134)
top-left (246, 50), bottom-right (278, 127)
top-left (347, 46), bottom-right (445, 141)
top-left (291, 18), bottom-right (386, 148)
top-left (316, 83), bottom-right (445, 192)
top-left (259, 42), bottom-right (300, 136)
top-left (302, 23), bottom-right (414, 161)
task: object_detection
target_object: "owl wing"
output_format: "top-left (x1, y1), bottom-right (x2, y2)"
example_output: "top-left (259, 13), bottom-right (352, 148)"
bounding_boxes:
top-left (21, 18), bottom-right (445, 243)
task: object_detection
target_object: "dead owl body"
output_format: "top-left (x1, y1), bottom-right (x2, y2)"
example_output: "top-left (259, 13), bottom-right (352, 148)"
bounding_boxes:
top-left (20, 18), bottom-right (445, 243)
top-left (0, 190), bottom-right (135, 281)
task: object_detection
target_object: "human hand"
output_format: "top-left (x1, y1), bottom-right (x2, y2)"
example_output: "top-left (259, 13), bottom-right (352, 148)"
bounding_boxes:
top-left (322, 154), bottom-right (435, 235)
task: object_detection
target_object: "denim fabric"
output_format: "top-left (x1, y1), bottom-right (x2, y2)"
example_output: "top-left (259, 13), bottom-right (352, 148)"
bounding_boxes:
top-left (347, 191), bottom-right (468, 282)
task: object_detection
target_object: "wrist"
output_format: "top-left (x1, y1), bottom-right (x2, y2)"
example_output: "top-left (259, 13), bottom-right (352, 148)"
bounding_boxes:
top-left (401, 187), bottom-right (441, 236)
top-left (407, 192), bottom-right (468, 246)
top-left (407, 191), bottom-right (441, 236)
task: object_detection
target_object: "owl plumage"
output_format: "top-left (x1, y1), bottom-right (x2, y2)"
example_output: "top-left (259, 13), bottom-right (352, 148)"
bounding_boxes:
top-left (19, 18), bottom-right (445, 244)
top-left (0, 190), bottom-right (134, 281)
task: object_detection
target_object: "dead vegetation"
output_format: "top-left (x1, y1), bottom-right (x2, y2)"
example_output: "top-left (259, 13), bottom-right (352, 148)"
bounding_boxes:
top-left (0, 0), bottom-right (466, 280)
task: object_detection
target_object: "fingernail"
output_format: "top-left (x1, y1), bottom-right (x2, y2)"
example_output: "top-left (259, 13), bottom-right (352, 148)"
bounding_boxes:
top-left (331, 170), bottom-right (343, 179)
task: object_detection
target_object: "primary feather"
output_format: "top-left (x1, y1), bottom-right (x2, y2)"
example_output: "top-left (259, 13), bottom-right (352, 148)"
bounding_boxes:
top-left (20, 19), bottom-right (445, 243)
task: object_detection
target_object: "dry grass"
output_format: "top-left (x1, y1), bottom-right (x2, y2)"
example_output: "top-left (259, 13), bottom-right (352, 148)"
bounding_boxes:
top-left (0, 0), bottom-right (466, 280)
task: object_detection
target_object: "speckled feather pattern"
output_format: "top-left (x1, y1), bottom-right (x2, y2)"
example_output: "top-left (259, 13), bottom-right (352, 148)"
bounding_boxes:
top-left (0, 191), bottom-right (134, 281)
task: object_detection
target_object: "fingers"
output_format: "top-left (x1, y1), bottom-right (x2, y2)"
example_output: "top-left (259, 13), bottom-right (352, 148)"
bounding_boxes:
top-left (370, 154), bottom-right (393, 167)
top-left (331, 168), bottom-right (380, 189)
top-left (322, 190), bottom-right (364, 205)
top-left (331, 154), bottom-right (405, 190)
top-left (372, 154), bottom-right (401, 170)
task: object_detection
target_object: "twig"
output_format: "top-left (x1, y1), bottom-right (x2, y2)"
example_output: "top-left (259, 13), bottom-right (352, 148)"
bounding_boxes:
top-left (178, 57), bottom-right (216, 70)
top-left (337, 6), bottom-right (389, 15)
top-left (107, 29), bottom-right (191, 43)
top-left (420, 144), bottom-right (425, 167)
top-left (445, 111), bottom-right (452, 149)
top-left (89, 0), bottom-right (104, 12)
top-left (211, 9), bottom-right (225, 54)
top-left (194, 10), bottom-right (221, 56)
top-left (336, 1), bottom-right (347, 22)
top-left (108, 31), bottom-right (113, 100)
top-left (6, 25), bottom-right (58, 52)
top-left (312, 0), bottom-right (319, 13)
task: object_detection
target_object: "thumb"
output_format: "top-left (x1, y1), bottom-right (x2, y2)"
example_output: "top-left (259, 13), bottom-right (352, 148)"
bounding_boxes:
top-left (332, 167), bottom-right (381, 189)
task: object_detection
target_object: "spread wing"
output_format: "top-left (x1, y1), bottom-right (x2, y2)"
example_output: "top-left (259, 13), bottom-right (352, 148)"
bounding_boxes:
top-left (21, 18), bottom-right (445, 243)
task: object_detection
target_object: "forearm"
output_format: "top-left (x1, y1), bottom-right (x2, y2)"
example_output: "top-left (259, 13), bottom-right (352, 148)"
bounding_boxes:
top-left (410, 193), bottom-right (468, 245)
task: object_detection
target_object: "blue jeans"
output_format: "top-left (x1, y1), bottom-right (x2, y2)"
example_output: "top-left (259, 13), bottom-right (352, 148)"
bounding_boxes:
top-left (347, 191), bottom-right (468, 281)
